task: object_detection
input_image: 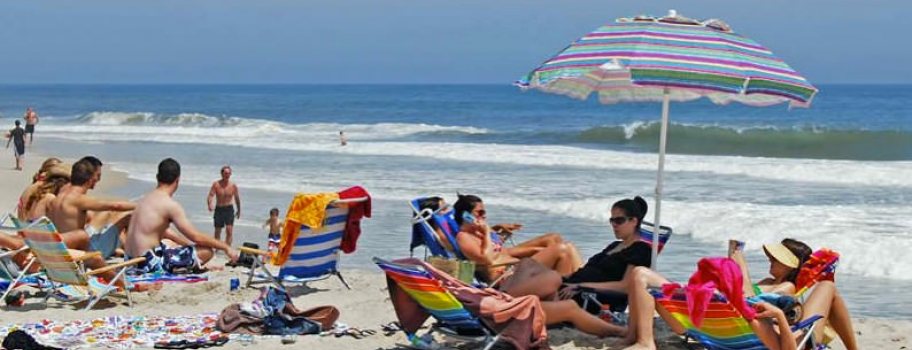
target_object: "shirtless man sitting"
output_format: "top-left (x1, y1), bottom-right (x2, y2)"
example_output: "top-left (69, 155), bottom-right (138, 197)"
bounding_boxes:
top-left (47, 156), bottom-right (135, 259)
top-left (125, 158), bottom-right (238, 273)
top-left (1, 157), bottom-right (133, 260)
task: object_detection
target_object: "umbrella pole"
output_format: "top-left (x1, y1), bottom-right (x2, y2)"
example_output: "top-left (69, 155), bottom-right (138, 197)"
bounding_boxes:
top-left (652, 88), bottom-right (670, 271)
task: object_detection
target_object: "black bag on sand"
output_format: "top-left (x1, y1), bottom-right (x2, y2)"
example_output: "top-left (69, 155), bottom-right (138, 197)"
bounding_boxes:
top-left (229, 242), bottom-right (259, 268)
top-left (2, 330), bottom-right (63, 350)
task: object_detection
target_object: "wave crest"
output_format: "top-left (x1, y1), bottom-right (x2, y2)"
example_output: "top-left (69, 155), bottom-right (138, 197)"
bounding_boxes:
top-left (578, 122), bottom-right (912, 160)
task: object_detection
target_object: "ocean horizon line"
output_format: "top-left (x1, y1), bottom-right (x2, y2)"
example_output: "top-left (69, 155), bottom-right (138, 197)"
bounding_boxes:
top-left (2, 82), bottom-right (911, 87)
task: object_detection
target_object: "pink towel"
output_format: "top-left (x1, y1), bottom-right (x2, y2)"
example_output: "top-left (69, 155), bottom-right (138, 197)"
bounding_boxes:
top-left (666, 257), bottom-right (755, 327)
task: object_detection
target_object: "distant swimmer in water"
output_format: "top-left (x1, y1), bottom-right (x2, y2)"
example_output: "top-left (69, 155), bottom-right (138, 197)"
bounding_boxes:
top-left (339, 131), bottom-right (348, 146)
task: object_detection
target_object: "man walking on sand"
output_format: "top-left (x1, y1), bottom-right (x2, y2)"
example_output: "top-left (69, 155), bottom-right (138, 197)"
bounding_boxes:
top-left (6, 120), bottom-right (26, 170)
top-left (126, 158), bottom-right (238, 273)
top-left (23, 107), bottom-right (38, 146)
top-left (207, 165), bottom-right (240, 247)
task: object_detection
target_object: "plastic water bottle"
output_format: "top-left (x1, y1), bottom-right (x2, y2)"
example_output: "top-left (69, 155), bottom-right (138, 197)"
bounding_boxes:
top-left (230, 277), bottom-right (240, 291)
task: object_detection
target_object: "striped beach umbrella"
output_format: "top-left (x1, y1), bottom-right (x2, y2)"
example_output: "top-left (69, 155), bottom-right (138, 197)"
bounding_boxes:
top-left (517, 10), bottom-right (817, 270)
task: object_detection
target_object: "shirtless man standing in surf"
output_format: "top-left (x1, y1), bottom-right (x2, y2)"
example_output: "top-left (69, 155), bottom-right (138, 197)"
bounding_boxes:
top-left (126, 158), bottom-right (238, 273)
top-left (207, 165), bottom-right (241, 247)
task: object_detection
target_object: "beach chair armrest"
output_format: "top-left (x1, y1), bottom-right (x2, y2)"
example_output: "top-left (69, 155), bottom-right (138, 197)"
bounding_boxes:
top-left (71, 250), bottom-right (103, 262)
top-left (239, 246), bottom-right (270, 256)
top-left (86, 257), bottom-right (146, 276)
top-left (0, 246), bottom-right (29, 258)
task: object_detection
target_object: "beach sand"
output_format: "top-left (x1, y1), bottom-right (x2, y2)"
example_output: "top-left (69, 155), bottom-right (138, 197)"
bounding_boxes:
top-left (1, 153), bottom-right (909, 349)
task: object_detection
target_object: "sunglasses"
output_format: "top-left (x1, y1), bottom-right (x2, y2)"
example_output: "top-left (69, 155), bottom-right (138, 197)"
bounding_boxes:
top-left (473, 209), bottom-right (487, 217)
top-left (609, 216), bottom-right (632, 225)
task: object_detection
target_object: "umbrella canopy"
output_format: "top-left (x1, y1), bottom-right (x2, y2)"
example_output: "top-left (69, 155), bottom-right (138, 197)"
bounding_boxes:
top-left (516, 10), bottom-right (817, 270)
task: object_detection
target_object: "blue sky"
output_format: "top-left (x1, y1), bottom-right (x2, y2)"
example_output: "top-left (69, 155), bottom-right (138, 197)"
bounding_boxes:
top-left (1, 0), bottom-right (907, 84)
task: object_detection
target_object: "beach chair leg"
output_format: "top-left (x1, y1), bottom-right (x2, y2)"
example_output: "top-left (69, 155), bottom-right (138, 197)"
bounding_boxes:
top-left (336, 271), bottom-right (352, 290)
top-left (244, 259), bottom-right (258, 288)
top-left (120, 269), bottom-right (134, 307)
top-left (480, 335), bottom-right (500, 350)
top-left (1, 256), bottom-right (35, 301)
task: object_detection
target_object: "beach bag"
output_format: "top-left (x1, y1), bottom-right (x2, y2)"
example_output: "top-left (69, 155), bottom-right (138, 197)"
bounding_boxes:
top-left (427, 256), bottom-right (475, 284)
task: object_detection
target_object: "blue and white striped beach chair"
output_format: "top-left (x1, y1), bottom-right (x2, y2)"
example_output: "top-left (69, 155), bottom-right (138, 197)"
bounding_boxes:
top-left (241, 197), bottom-right (368, 290)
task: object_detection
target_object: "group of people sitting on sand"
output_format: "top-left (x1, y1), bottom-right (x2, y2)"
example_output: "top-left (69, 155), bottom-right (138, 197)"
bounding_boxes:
top-left (418, 194), bottom-right (858, 350)
top-left (1, 156), bottom-right (238, 290)
top-left (3, 156), bottom-right (859, 349)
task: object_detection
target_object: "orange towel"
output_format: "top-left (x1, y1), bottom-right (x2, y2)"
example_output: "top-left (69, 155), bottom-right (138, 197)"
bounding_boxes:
top-left (272, 192), bottom-right (339, 265)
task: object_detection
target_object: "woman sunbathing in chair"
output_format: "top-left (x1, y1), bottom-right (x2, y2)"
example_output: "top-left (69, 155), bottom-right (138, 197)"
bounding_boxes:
top-left (619, 238), bottom-right (858, 350)
top-left (453, 194), bottom-right (581, 284)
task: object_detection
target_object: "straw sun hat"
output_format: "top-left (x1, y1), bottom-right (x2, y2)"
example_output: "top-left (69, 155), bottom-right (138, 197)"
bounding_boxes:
top-left (763, 243), bottom-right (800, 268)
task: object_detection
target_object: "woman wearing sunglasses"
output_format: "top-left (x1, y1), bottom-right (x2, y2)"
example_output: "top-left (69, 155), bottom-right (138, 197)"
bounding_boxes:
top-left (453, 194), bottom-right (627, 338)
top-left (618, 238), bottom-right (858, 350)
top-left (558, 196), bottom-right (653, 299)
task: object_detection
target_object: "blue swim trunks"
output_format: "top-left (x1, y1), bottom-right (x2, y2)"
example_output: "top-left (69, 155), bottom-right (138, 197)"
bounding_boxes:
top-left (129, 243), bottom-right (200, 274)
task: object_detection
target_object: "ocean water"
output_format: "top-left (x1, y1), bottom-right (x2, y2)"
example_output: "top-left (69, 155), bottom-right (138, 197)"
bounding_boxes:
top-left (1, 84), bottom-right (910, 318)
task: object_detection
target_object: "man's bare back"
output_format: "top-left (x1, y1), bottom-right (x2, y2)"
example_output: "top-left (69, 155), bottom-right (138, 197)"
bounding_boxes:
top-left (125, 189), bottom-right (182, 257)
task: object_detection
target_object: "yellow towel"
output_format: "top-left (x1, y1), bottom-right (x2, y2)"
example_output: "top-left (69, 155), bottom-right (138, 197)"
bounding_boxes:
top-left (272, 192), bottom-right (340, 265)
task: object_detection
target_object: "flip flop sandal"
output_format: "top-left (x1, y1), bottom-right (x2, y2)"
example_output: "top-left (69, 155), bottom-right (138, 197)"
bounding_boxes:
top-left (335, 328), bottom-right (364, 339)
top-left (381, 321), bottom-right (402, 335)
top-left (359, 329), bottom-right (377, 336)
top-left (154, 340), bottom-right (190, 349)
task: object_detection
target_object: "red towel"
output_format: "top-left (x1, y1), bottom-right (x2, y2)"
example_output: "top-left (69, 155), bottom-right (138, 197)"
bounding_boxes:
top-left (338, 186), bottom-right (371, 254)
top-left (796, 249), bottom-right (839, 292)
top-left (665, 257), bottom-right (755, 327)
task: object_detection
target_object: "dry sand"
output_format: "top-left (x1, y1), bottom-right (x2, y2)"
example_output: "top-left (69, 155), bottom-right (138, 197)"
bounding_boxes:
top-left (1, 152), bottom-right (909, 349)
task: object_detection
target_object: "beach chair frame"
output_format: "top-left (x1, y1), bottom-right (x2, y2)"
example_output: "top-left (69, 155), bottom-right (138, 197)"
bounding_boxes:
top-left (19, 229), bottom-right (145, 310)
top-left (240, 197), bottom-right (367, 291)
top-left (373, 257), bottom-right (501, 350)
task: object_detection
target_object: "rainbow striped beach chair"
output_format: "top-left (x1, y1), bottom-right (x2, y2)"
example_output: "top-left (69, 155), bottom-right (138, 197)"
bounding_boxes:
top-left (1, 216), bottom-right (59, 302)
top-left (653, 288), bottom-right (822, 350)
top-left (19, 229), bottom-right (145, 310)
top-left (374, 257), bottom-right (501, 350)
top-left (241, 197), bottom-right (368, 290)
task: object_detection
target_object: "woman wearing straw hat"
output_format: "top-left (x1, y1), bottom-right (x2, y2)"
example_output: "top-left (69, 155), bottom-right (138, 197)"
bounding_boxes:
top-left (730, 239), bottom-right (858, 350)
top-left (607, 238), bottom-right (859, 350)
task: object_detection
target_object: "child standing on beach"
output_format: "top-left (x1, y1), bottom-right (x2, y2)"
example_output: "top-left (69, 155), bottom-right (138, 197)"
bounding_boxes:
top-left (263, 208), bottom-right (283, 252)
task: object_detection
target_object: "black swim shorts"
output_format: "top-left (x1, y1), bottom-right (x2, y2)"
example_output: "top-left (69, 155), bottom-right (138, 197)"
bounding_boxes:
top-left (214, 205), bottom-right (235, 228)
top-left (24, 124), bottom-right (34, 134)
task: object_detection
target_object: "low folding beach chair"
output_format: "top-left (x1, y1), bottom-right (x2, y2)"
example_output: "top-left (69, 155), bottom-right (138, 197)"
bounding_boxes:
top-left (241, 197), bottom-right (368, 290)
top-left (19, 229), bottom-right (145, 310)
top-left (374, 257), bottom-right (501, 350)
top-left (409, 197), bottom-right (463, 260)
top-left (0, 216), bottom-right (59, 302)
top-left (653, 288), bottom-right (823, 350)
top-left (577, 221), bottom-right (674, 315)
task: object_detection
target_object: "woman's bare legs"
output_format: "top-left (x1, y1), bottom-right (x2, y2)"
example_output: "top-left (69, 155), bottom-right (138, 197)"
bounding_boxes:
top-left (623, 266), bottom-right (680, 350)
top-left (500, 258), bottom-right (563, 299)
top-left (542, 299), bottom-right (626, 337)
top-left (801, 281), bottom-right (858, 350)
top-left (518, 242), bottom-right (583, 276)
top-left (514, 232), bottom-right (562, 249)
